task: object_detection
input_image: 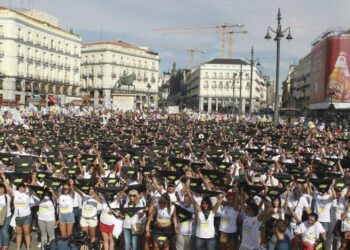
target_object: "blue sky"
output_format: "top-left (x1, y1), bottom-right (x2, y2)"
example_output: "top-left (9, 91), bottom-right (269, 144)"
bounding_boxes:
top-left (2, 0), bottom-right (350, 83)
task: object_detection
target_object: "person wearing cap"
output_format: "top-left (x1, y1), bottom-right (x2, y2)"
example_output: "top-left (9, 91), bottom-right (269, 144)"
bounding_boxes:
top-left (188, 190), bottom-right (225, 250)
top-left (145, 193), bottom-right (178, 250)
top-left (217, 191), bottom-right (240, 250)
top-left (74, 185), bottom-right (102, 249)
top-left (118, 189), bottom-right (146, 250)
top-left (0, 173), bottom-right (32, 250)
top-left (0, 183), bottom-right (12, 250)
top-left (36, 188), bottom-right (56, 250)
top-left (294, 213), bottom-right (326, 250)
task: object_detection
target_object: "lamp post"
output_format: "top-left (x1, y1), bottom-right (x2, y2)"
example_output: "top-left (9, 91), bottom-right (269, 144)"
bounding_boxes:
top-left (239, 64), bottom-right (243, 115)
top-left (147, 83), bottom-right (151, 111)
top-left (248, 46), bottom-right (260, 114)
top-left (265, 8), bottom-right (293, 125)
top-left (232, 73), bottom-right (237, 114)
top-left (302, 75), bottom-right (307, 118)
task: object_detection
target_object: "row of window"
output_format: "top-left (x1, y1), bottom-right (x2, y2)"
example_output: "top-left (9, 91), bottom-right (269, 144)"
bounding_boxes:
top-left (82, 54), bottom-right (157, 70)
top-left (17, 44), bottom-right (78, 67)
top-left (16, 27), bottom-right (79, 56)
top-left (203, 72), bottom-right (250, 80)
top-left (202, 81), bottom-right (250, 89)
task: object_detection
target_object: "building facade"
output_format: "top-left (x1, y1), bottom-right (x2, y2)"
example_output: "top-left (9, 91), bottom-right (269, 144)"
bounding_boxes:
top-left (0, 8), bottom-right (81, 105)
top-left (80, 41), bottom-right (160, 109)
top-left (183, 59), bottom-right (266, 113)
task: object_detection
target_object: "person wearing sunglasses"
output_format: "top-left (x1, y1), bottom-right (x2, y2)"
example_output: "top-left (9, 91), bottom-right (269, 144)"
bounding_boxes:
top-left (119, 189), bottom-right (146, 250)
top-left (57, 182), bottom-right (75, 239)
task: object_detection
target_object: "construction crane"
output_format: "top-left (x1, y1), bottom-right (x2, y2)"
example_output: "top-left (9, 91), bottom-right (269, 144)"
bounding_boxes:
top-left (227, 30), bottom-right (248, 59)
top-left (153, 45), bottom-right (206, 69)
top-left (153, 23), bottom-right (245, 58)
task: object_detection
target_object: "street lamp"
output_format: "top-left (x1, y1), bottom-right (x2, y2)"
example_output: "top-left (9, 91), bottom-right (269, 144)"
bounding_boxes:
top-left (302, 75), bottom-right (307, 118)
top-left (328, 90), bottom-right (335, 111)
top-left (248, 46), bottom-right (260, 114)
top-left (147, 83), bottom-right (151, 111)
top-left (239, 64), bottom-right (243, 115)
top-left (232, 73), bottom-right (237, 114)
top-left (265, 8), bottom-right (293, 125)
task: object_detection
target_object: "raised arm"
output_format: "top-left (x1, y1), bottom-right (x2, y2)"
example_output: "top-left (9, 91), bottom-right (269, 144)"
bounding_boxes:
top-left (212, 194), bottom-right (225, 214)
top-left (0, 171), bottom-right (13, 196)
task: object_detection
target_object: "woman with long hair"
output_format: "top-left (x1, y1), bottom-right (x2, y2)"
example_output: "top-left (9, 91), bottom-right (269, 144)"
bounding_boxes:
top-left (145, 193), bottom-right (178, 250)
top-left (0, 172), bottom-right (32, 250)
top-left (57, 182), bottom-right (75, 238)
top-left (188, 190), bottom-right (225, 250)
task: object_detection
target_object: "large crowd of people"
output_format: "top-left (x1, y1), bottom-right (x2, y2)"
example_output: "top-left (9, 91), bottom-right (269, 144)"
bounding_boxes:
top-left (0, 107), bottom-right (349, 250)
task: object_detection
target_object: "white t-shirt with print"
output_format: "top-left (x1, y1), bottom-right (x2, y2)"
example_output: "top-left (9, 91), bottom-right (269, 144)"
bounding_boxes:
top-left (295, 221), bottom-right (325, 245)
top-left (240, 215), bottom-right (260, 250)
top-left (313, 193), bottom-right (333, 222)
top-left (218, 205), bottom-right (239, 233)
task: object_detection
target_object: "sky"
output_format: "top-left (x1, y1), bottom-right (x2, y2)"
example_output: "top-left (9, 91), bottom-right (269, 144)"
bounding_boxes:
top-left (2, 0), bottom-right (350, 84)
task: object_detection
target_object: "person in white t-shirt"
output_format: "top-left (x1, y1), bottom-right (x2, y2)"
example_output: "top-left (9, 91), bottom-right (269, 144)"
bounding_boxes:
top-left (217, 192), bottom-right (240, 250)
top-left (294, 213), bottom-right (326, 249)
top-left (1, 173), bottom-right (32, 250)
top-left (0, 183), bottom-right (12, 250)
top-left (57, 182), bottom-right (75, 239)
top-left (239, 189), bottom-right (262, 250)
top-left (74, 185), bottom-right (102, 248)
top-left (286, 186), bottom-right (311, 231)
top-left (36, 188), bottom-right (57, 248)
top-left (340, 198), bottom-right (350, 250)
top-left (313, 188), bottom-right (335, 250)
top-left (188, 191), bottom-right (225, 250)
top-left (176, 194), bottom-right (195, 250)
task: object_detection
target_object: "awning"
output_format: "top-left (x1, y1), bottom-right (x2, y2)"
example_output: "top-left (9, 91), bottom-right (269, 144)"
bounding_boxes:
top-left (48, 95), bottom-right (58, 104)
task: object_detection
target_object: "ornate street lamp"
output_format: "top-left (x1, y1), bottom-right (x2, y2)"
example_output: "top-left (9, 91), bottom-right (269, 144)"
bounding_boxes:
top-left (265, 8), bottom-right (293, 125)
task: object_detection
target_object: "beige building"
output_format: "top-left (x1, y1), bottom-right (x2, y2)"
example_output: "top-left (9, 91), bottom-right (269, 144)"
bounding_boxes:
top-left (81, 41), bottom-right (160, 109)
top-left (0, 8), bottom-right (81, 105)
top-left (184, 59), bottom-right (266, 113)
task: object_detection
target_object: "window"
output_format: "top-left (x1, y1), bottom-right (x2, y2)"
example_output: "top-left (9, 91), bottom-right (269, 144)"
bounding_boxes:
top-left (219, 81), bottom-right (223, 89)
top-left (203, 81), bottom-right (209, 88)
top-left (17, 28), bottom-right (21, 39)
top-left (212, 81), bottom-right (216, 88)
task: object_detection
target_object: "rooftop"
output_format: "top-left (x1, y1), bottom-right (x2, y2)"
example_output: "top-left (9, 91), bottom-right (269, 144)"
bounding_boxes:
top-left (206, 58), bottom-right (248, 65)
top-left (0, 7), bottom-right (80, 39)
top-left (83, 40), bottom-right (159, 55)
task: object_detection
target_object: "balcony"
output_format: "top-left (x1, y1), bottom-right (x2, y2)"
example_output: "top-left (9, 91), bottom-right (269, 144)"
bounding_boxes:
top-left (64, 65), bottom-right (71, 71)
top-left (0, 32), bottom-right (4, 38)
top-left (88, 74), bottom-right (94, 78)
top-left (151, 78), bottom-right (156, 83)
top-left (73, 66), bottom-right (79, 72)
top-left (143, 77), bottom-right (148, 82)
top-left (97, 72), bottom-right (103, 78)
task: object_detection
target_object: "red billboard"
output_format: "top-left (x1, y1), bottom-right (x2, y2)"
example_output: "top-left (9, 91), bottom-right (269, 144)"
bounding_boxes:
top-left (310, 36), bottom-right (350, 106)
